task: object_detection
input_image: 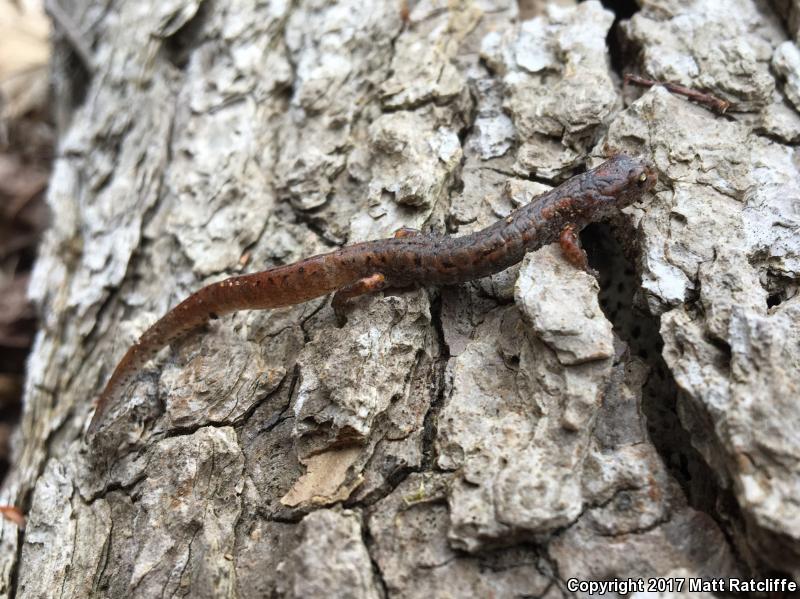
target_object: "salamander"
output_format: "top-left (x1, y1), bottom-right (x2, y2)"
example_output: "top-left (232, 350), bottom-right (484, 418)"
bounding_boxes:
top-left (88, 154), bottom-right (657, 434)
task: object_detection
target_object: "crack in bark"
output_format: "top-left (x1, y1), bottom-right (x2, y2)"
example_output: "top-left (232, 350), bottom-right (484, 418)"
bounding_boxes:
top-left (584, 220), bottom-right (751, 575)
top-left (6, 522), bottom-right (25, 599)
top-left (84, 472), bottom-right (147, 505)
top-left (162, 527), bottom-right (200, 599)
top-left (59, 487), bottom-right (80, 599)
top-left (359, 508), bottom-right (390, 599)
top-left (421, 290), bottom-right (449, 471)
top-left (91, 515), bottom-right (114, 597)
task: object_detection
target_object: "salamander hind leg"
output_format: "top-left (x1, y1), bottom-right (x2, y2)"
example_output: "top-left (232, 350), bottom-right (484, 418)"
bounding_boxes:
top-left (559, 224), bottom-right (592, 272)
top-left (332, 273), bottom-right (387, 323)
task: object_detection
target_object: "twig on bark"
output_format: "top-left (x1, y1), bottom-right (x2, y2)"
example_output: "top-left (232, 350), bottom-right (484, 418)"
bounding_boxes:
top-left (624, 74), bottom-right (730, 114)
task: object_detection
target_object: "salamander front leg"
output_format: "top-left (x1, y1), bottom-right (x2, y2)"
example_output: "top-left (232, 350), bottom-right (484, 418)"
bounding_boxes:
top-left (332, 273), bottom-right (387, 323)
top-left (559, 224), bottom-right (592, 272)
top-left (393, 227), bottom-right (420, 238)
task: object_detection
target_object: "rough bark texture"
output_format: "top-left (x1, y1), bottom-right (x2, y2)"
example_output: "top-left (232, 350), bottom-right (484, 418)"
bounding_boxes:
top-left (3, 0), bottom-right (800, 597)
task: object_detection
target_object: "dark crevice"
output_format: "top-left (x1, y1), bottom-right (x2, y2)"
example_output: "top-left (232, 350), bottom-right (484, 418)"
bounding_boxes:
top-left (360, 509), bottom-right (390, 599)
top-left (230, 364), bottom-right (297, 436)
top-left (48, 19), bottom-right (92, 117)
top-left (161, 0), bottom-right (212, 70)
top-left (347, 464), bottom-right (418, 510)
top-left (84, 473), bottom-right (147, 505)
top-left (297, 299), bottom-right (330, 343)
top-left (583, 224), bottom-right (769, 579)
top-left (752, 127), bottom-right (800, 147)
top-left (760, 270), bottom-right (798, 309)
top-left (421, 290), bottom-right (449, 471)
top-left (596, 0), bottom-right (639, 20)
top-left (262, 513), bottom-right (304, 526)
top-left (766, 292), bottom-right (784, 308)
top-left (598, 0), bottom-right (641, 77)
top-left (581, 222), bottom-right (736, 539)
top-left (7, 524), bottom-right (25, 599)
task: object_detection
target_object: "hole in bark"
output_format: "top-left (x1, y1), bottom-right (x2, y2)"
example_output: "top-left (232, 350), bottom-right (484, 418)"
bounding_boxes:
top-left (581, 223), bottom-right (723, 515)
top-left (599, 0), bottom-right (641, 76)
top-left (598, 0), bottom-right (639, 20)
top-left (583, 226), bottom-right (776, 575)
top-left (766, 292), bottom-right (783, 308)
top-left (757, 267), bottom-right (797, 310)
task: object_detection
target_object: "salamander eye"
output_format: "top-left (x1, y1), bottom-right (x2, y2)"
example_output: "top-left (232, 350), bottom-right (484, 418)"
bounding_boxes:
top-left (637, 172), bottom-right (648, 186)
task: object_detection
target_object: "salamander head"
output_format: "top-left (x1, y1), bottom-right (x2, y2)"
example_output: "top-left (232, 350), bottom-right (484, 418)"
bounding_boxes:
top-left (589, 154), bottom-right (657, 211)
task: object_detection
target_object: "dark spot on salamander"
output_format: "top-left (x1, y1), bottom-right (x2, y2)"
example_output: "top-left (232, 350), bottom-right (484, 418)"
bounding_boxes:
top-left (441, 260), bottom-right (455, 268)
top-left (414, 256), bottom-right (422, 266)
top-left (209, 312), bottom-right (219, 320)
top-left (298, 266), bottom-right (305, 274)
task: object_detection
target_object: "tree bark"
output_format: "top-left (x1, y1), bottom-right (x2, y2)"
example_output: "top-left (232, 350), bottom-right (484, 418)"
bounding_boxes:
top-left (3, 0), bottom-right (800, 597)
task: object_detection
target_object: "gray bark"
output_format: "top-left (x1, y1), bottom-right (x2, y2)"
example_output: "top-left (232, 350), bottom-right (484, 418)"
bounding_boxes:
top-left (3, 0), bottom-right (800, 597)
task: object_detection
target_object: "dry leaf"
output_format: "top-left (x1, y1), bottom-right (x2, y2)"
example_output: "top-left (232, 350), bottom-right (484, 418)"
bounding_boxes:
top-left (280, 446), bottom-right (363, 507)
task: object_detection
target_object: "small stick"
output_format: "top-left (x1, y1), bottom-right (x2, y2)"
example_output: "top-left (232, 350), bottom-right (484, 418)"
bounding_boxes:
top-left (624, 74), bottom-right (730, 115)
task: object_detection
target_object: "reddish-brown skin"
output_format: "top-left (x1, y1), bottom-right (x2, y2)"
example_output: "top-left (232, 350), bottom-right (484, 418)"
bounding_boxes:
top-left (88, 154), bottom-right (657, 434)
